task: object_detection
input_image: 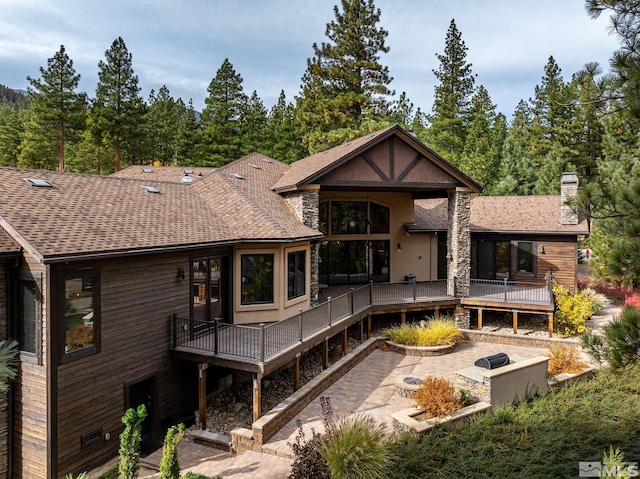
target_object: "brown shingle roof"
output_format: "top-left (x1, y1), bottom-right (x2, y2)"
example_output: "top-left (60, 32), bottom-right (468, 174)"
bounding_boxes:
top-left (112, 166), bottom-right (215, 183)
top-left (0, 227), bottom-right (20, 255)
top-left (0, 159), bottom-right (319, 262)
top-left (413, 196), bottom-right (590, 235)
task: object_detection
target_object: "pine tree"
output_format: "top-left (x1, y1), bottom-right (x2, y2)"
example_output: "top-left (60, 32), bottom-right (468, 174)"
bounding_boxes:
top-left (493, 135), bottom-right (535, 195)
top-left (297, 0), bottom-right (393, 153)
top-left (241, 90), bottom-right (271, 155)
top-left (427, 19), bottom-right (475, 165)
top-left (146, 85), bottom-right (180, 165)
top-left (268, 90), bottom-right (305, 163)
top-left (197, 58), bottom-right (248, 166)
top-left (92, 37), bottom-right (146, 172)
top-left (459, 85), bottom-right (498, 189)
top-left (174, 99), bottom-right (200, 167)
top-left (18, 45), bottom-right (86, 172)
top-left (0, 105), bottom-right (25, 166)
top-left (389, 91), bottom-right (415, 129)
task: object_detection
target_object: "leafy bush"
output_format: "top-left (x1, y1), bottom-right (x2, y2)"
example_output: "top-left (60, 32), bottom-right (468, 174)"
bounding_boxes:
top-left (593, 281), bottom-right (635, 303)
top-left (183, 473), bottom-right (212, 479)
top-left (288, 397), bottom-right (333, 479)
top-left (457, 388), bottom-right (476, 407)
top-left (412, 376), bottom-right (462, 418)
top-left (320, 414), bottom-right (393, 479)
top-left (544, 343), bottom-right (588, 376)
top-left (582, 306), bottom-right (640, 370)
top-left (382, 319), bottom-right (462, 346)
top-left (553, 282), bottom-right (594, 336)
top-left (624, 291), bottom-right (640, 309)
top-left (119, 404), bottom-right (147, 479)
top-left (582, 287), bottom-right (607, 314)
top-left (160, 423), bottom-right (185, 479)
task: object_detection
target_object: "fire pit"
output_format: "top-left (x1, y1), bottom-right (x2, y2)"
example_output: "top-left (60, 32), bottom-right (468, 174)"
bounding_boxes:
top-left (395, 376), bottom-right (422, 398)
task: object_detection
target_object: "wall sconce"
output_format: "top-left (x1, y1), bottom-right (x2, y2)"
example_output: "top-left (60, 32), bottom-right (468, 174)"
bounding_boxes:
top-left (540, 245), bottom-right (545, 254)
top-left (177, 267), bottom-right (186, 280)
top-left (396, 243), bottom-right (402, 251)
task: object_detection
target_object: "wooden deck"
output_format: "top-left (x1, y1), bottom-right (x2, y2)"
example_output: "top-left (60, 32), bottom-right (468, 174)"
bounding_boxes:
top-left (172, 279), bottom-right (553, 375)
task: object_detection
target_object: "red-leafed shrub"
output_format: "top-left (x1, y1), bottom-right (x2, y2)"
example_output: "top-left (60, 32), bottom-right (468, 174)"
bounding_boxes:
top-left (624, 292), bottom-right (640, 309)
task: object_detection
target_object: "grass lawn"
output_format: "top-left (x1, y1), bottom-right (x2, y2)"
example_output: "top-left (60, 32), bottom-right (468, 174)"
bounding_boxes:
top-left (388, 365), bottom-right (640, 478)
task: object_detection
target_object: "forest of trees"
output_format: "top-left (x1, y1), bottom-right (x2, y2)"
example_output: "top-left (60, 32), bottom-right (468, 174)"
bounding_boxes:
top-left (1, 0), bottom-right (639, 288)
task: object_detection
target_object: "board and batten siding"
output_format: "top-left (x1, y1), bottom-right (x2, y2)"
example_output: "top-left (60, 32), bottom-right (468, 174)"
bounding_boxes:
top-left (55, 253), bottom-right (198, 477)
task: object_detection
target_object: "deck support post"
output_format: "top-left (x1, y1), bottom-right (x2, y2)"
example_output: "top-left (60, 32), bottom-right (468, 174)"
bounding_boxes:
top-left (548, 312), bottom-right (554, 337)
top-left (198, 363), bottom-right (208, 430)
top-left (323, 337), bottom-right (329, 369)
top-left (252, 373), bottom-right (262, 423)
top-left (401, 311), bottom-right (406, 325)
top-left (477, 308), bottom-right (483, 330)
top-left (367, 314), bottom-right (372, 338)
top-left (342, 329), bottom-right (348, 356)
top-left (232, 370), bottom-right (240, 402)
top-left (293, 355), bottom-right (300, 391)
top-left (359, 317), bottom-right (364, 342)
top-left (513, 310), bottom-right (519, 334)
top-left (298, 308), bottom-right (303, 342)
top-left (434, 307), bottom-right (440, 320)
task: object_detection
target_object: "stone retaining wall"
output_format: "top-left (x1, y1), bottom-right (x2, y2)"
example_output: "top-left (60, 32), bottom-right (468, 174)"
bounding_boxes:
top-left (462, 329), bottom-right (581, 349)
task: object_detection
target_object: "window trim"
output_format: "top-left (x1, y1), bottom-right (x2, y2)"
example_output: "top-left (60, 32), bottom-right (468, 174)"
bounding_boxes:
top-left (57, 267), bottom-right (101, 363)
top-left (14, 273), bottom-right (43, 365)
top-left (240, 253), bottom-right (275, 306)
top-left (287, 249), bottom-right (307, 301)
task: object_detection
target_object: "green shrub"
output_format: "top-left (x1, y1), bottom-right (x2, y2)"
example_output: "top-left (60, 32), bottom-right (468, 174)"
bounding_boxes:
top-left (160, 423), bottom-right (185, 479)
top-left (182, 473), bottom-right (212, 479)
top-left (320, 414), bottom-right (393, 479)
top-left (382, 318), bottom-right (462, 346)
top-left (582, 306), bottom-right (640, 370)
top-left (119, 404), bottom-right (147, 479)
top-left (553, 282), bottom-right (594, 336)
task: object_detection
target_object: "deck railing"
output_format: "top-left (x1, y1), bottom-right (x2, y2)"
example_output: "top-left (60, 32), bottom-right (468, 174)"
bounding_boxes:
top-left (173, 277), bottom-right (553, 361)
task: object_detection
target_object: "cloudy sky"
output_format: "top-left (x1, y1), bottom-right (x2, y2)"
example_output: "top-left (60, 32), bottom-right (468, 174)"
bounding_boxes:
top-left (0, 0), bottom-right (621, 117)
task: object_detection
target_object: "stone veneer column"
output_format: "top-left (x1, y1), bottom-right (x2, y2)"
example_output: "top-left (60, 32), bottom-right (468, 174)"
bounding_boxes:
top-left (284, 187), bottom-right (321, 300)
top-left (447, 188), bottom-right (472, 328)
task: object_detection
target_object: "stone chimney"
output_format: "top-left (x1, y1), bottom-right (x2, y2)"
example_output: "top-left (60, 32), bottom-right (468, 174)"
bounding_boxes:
top-left (561, 172), bottom-right (579, 225)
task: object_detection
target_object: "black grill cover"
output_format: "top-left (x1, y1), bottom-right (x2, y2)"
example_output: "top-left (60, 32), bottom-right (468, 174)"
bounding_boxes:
top-left (474, 353), bottom-right (510, 369)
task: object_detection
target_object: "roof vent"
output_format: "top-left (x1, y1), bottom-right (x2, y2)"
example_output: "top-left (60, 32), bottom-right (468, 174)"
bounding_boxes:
top-left (24, 178), bottom-right (53, 188)
top-left (142, 168), bottom-right (154, 173)
top-left (249, 164), bottom-right (261, 169)
top-left (231, 173), bottom-right (245, 180)
top-left (142, 185), bottom-right (161, 193)
top-left (262, 158), bottom-right (273, 163)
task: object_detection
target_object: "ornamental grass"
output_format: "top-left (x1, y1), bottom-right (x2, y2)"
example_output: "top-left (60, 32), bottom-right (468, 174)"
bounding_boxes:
top-left (382, 318), bottom-right (463, 347)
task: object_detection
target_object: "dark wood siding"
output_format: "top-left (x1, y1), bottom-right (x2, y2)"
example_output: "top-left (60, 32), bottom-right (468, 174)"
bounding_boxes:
top-left (536, 240), bottom-right (578, 291)
top-left (54, 251), bottom-right (202, 476)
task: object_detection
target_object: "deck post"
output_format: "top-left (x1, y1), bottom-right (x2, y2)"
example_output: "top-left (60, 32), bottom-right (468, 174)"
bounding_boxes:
top-left (412, 278), bottom-right (417, 301)
top-left (548, 312), bottom-right (554, 337)
top-left (298, 308), bottom-right (303, 342)
top-left (328, 297), bottom-right (332, 327)
top-left (259, 323), bottom-right (266, 363)
top-left (252, 373), bottom-right (262, 422)
top-left (359, 317), bottom-right (364, 342)
top-left (198, 363), bottom-right (208, 430)
top-left (369, 281), bottom-right (373, 305)
top-left (214, 318), bottom-right (219, 355)
top-left (367, 314), bottom-right (372, 338)
top-left (350, 288), bottom-right (354, 314)
top-left (293, 355), bottom-right (300, 391)
top-left (323, 337), bottom-right (329, 369)
top-left (342, 329), bottom-right (347, 356)
top-left (547, 271), bottom-right (554, 304)
top-left (232, 371), bottom-right (240, 401)
top-left (401, 310), bottom-right (406, 325)
top-left (434, 307), bottom-right (440, 320)
top-left (477, 308), bottom-right (483, 330)
top-left (513, 310), bottom-right (518, 334)
top-left (503, 277), bottom-right (509, 303)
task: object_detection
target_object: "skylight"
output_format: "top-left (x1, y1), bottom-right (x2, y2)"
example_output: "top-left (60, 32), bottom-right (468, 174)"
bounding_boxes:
top-left (231, 173), bottom-right (245, 179)
top-left (181, 176), bottom-right (194, 184)
top-left (24, 178), bottom-right (53, 188)
top-left (249, 164), bottom-right (261, 169)
top-left (142, 168), bottom-right (154, 173)
top-left (142, 185), bottom-right (161, 193)
top-left (262, 158), bottom-right (273, 163)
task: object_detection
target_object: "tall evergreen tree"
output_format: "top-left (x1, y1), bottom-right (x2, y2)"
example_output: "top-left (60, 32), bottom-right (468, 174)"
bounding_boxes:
top-left (297, 0), bottom-right (393, 153)
top-left (268, 90), bottom-right (305, 163)
top-left (0, 105), bottom-right (25, 166)
top-left (18, 45), bottom-right (86, 172)
top-left (427, 19), bottom-right (475, 165)
top-left (146, 85), bottom-right (179, 165)
top-left (389, 91), bottom-right (415, 129)
top-left (459, 85), bottom-right (499, 189)
top-left (241, 90), bottom-right (270, 155)
top-left (92, 37), bottom-right (145, 172)
top-left (197, 58), bottom-right (248, 166)
top-left (493, 135), bottom-right (535, 196)
top-left (174, 99), bottom-right (200, 166)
